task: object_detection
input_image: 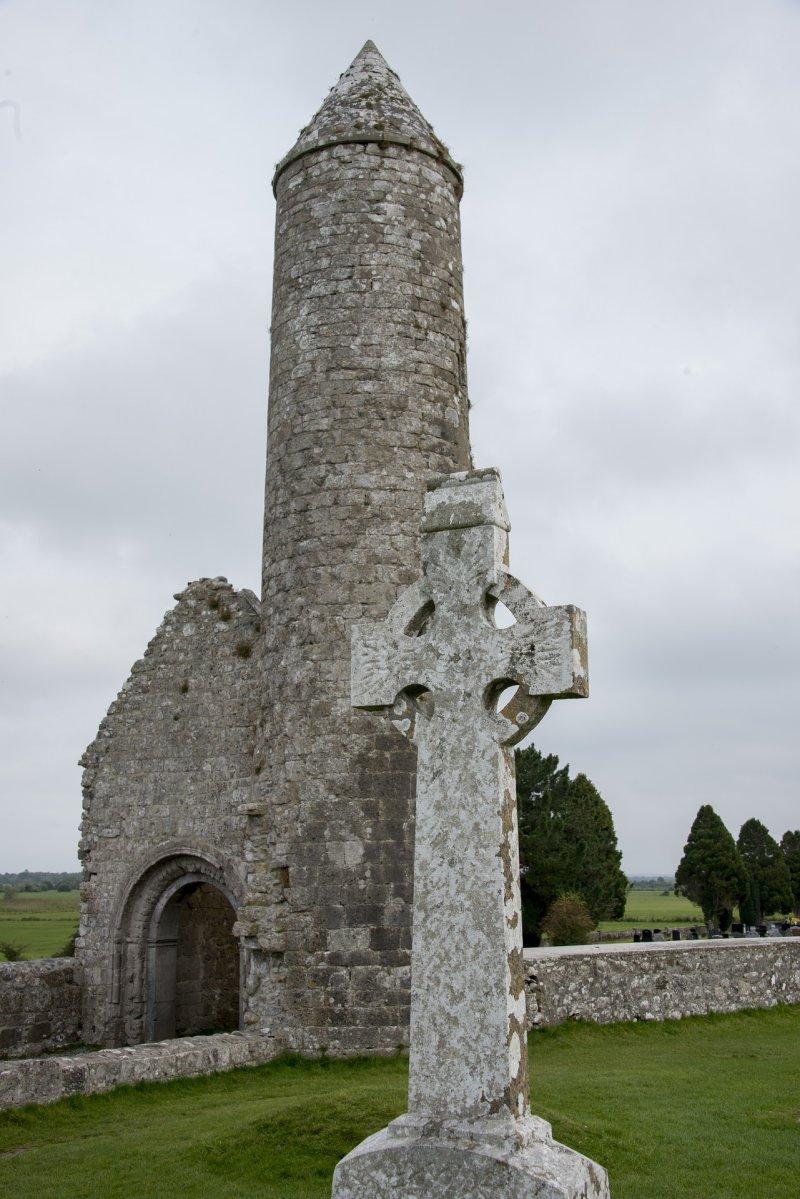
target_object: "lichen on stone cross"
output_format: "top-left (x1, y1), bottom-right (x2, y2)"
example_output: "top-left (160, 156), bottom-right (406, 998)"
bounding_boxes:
top-left (334, 468), bottom-right (608, 1199)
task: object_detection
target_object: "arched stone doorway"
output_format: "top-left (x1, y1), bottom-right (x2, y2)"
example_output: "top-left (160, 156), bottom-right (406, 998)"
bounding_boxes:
top-left (147, 875), bottom-right (240, 1041)
top-left (112, 850), bottom-right (243, 1046)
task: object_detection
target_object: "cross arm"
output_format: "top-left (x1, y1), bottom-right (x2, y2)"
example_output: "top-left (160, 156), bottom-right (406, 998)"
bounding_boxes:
top-left (351, 580), bottom-right (432, 711)
top-left (488, 572), bottom-right (588, 700)
top-left (507, 602), bottom-right (588, 699)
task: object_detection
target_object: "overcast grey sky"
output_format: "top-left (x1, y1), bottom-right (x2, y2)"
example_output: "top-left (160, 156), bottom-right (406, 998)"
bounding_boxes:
top-left (1, 0), bottom-right (798, 873)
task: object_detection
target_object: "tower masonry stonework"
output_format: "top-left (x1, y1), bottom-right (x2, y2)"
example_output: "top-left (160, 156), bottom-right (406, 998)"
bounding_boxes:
top-left (75, 42), bottom-right (472, 1054)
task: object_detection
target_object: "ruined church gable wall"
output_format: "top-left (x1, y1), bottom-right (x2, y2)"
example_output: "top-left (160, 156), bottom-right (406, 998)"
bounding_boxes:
top-left (76, 577), bottom-right (260, 1044)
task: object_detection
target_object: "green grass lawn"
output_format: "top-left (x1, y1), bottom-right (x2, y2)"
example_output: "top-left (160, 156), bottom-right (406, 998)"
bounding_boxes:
top-left (0, 891), bottom-right (80, 960)
top-left (1, 1006), bottom-right (798, 1198)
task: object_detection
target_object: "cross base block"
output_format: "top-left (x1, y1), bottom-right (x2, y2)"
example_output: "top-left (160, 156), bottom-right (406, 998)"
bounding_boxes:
top-left (332, 1113), bottom-right (610, 1199)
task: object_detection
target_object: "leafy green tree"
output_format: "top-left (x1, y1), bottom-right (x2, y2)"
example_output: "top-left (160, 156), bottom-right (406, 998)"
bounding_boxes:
top-left (516, 745), bottom-right (627, 945)
top-left (738, 871), bottom-right (761, 929)
top-left (736, 819), bottom-right (793, 924)
top-left (675, 805), bottom-right (747, 930)
top-left (780, 830), bottom-right (800, 915)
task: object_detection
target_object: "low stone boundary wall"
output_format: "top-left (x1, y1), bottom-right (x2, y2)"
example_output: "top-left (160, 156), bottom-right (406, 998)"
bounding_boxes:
top-left (0, 1030), bottom-right (278, 1110)
top-left (0, 959), bottom-right (81, 1059)
top-left (4, 941), bottom-right (798, 1110)
top-left (525, 937), bottom-right (800, 1028)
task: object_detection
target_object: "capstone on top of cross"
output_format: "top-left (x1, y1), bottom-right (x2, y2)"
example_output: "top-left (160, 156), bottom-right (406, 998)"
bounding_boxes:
top-left (423, 468), bottom-right (510, 534)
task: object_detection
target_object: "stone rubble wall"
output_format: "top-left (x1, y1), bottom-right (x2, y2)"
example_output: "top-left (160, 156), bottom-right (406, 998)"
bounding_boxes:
top-left (0, 959), bottom-right (81, 1059)
top-left (525, 938), bottom-right (800, 1028)
top-left (0, 1030), bottom-right (277, 1111)
top-left (2, 941), bottom-right (799, 1110)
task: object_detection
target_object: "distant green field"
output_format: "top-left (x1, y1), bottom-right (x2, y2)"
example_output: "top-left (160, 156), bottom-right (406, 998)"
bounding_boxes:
top-left (0, 887), bottom-right (780, 958)
top-left (1, 1007), bottom-right (798, 1198)
top-left (598, 888), bottom-right (705, 932)
top-left (0, 889), bottom-right (708, 957)
top-left (0, 891), bottom-right (80, 960)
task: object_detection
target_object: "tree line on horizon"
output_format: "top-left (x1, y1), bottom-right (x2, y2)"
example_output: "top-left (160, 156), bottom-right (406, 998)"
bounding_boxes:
top-left (675, 805), bottom-right (800, 930)
top-left (0, 870), bottom-right (80, 892)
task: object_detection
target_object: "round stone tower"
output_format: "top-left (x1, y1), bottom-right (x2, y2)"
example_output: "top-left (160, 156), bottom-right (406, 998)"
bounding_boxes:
top-left (248, 42), bottom-right (472, 1052)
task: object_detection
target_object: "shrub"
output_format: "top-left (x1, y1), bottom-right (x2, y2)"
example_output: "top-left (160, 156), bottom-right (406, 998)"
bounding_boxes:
top-left (540, 892), bottom-right (595, 946)
top-left (0, 941), bottom-right (26, 961)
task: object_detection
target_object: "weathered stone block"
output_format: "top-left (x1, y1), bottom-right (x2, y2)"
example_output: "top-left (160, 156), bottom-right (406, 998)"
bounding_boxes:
top-left (334, 1117), bottom-right (608, 1199)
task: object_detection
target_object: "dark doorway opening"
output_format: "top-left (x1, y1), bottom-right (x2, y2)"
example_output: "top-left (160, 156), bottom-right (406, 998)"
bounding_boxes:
top-left (147, 877), bottom-right (239, 1041)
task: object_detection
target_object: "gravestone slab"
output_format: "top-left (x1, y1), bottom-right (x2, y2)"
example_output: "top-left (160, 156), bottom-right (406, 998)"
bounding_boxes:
top-left (333, 469), bottom-right (609, 1198)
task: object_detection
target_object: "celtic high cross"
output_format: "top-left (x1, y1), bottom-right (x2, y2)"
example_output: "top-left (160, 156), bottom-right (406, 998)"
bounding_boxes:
top-left (333, 469), bottom-right (607, 1198)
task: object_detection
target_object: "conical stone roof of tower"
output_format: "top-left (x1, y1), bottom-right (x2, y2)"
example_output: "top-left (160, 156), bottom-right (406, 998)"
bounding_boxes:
top-left (273, 41), bottom-right (462, 193)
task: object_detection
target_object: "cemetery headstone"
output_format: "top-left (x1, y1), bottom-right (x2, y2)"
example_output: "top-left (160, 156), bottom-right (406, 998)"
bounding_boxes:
top-left (333, 469), bottom-right (609, 1198)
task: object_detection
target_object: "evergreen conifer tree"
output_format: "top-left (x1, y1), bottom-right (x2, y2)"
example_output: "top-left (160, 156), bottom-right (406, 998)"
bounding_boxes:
top-left (516, 745), bottom-right (627, 945)
top-left (675, 805), bottom-right (747, 930)
top-left (736, 818), bottom-right (793, 924)
top-left (779, 829), bottom-right (800, 916)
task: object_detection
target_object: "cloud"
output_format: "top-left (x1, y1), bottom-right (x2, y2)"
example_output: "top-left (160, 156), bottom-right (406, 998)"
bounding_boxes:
top-left (1, 0), bottom-right (798, 871)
